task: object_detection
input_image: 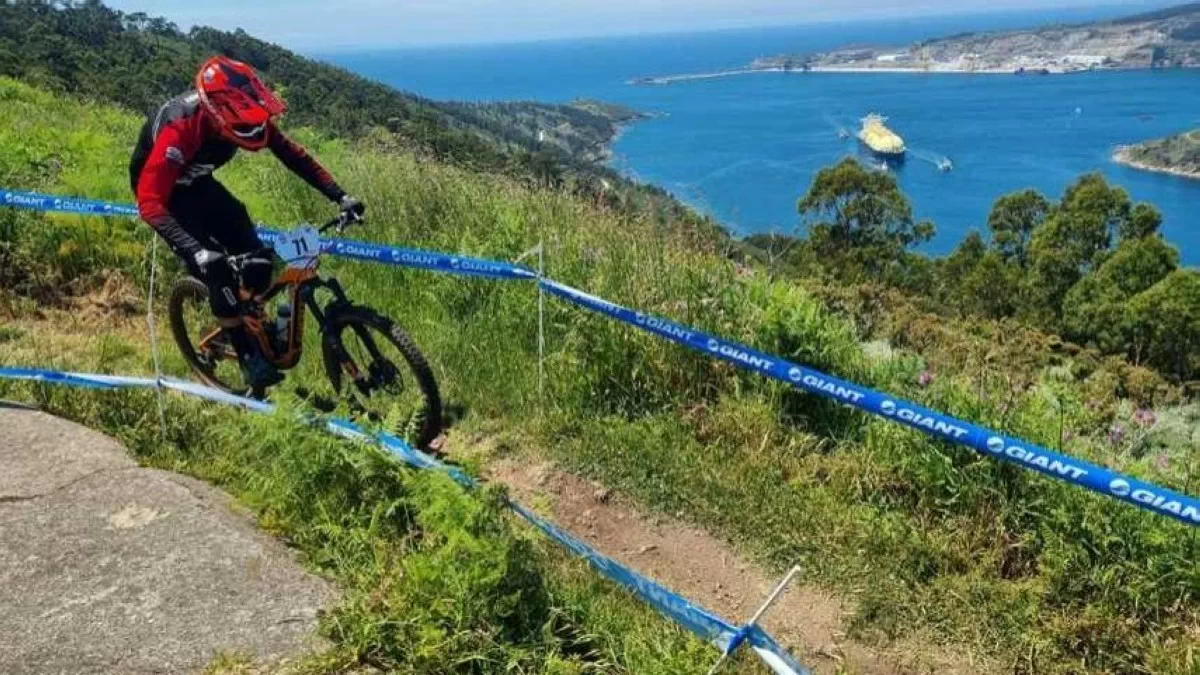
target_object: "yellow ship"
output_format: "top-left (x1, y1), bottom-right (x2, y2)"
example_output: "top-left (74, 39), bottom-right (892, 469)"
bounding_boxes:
top-left (857, 113), bottom-right (906, 159)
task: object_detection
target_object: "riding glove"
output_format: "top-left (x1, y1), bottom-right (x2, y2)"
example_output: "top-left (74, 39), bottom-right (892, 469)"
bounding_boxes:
top-left (339, 195), bottom-right (366, 218)
top-left (193, 249), bottom-right (226, 271)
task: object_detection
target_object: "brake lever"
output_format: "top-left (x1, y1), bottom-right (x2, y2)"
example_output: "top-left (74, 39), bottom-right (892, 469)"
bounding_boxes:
top-left (337, 211), bottom-right (364, 235)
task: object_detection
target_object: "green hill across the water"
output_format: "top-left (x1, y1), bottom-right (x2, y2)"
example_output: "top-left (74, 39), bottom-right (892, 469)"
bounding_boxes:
top-left (1117, 129), bottom-right (1200, 178)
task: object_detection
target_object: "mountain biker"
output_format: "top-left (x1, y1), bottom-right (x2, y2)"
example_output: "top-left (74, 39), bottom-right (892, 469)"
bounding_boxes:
top-left (130, 55), bottom-right (364, 389)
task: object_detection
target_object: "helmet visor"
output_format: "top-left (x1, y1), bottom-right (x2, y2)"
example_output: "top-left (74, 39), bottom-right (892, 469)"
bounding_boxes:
top-left (230, 122), bottom-right (267, 140)
top-left (227, 121), bottom-right (269, 149)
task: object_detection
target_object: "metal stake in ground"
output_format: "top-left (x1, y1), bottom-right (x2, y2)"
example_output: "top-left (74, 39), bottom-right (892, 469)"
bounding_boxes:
top-left (537, 241), bottom-right (545, 404)
top-left (707, 565), bottom-right (804, 675)
top-left (514, 241), bottom-right (546, 407)
top-left (145, 235), bottom-right (168, 441)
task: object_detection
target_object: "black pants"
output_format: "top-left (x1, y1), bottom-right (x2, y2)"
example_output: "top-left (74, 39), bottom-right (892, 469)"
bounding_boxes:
top-left (165, 178), bottom-right (270, 318)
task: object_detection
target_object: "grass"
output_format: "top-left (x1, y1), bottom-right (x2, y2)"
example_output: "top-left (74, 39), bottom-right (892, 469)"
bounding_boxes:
top-left (1, 76), bottom-right (1198, 673)
top-left (0, 316), bottom-right (748, 674)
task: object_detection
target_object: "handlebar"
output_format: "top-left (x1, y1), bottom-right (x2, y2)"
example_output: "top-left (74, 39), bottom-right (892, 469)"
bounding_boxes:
top-left (222, 210), bottom-right (364, 272)
top-left (320, 208), bottom-right (363, 234)
top-left (224, 248), bottom-right (275, 273)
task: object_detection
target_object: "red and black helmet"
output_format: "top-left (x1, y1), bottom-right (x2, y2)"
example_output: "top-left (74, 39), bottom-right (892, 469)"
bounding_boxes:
top-left (195, 55), bottom-right (286, 151)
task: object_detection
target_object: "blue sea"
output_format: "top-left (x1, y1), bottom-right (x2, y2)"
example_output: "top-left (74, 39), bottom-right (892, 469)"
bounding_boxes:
top-left (319, 6), bottom-right (1200, 263)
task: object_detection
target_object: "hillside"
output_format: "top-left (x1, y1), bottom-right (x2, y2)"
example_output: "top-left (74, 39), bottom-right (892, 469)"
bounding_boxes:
top-left (2, 74), bottom-right (1198, 674)
top-left (1116, 128), bottom-right (1200, 178)
top-left (446, 99), bottom-right (648, 163)
top-left (0, 1), bottom-right (669, 206)
top-left (0, 74), bottom-right (748, 672)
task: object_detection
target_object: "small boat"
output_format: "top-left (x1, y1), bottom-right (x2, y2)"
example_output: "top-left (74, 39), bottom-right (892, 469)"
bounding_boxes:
top-left (937, 157), bottom-right (953, 172)
top-left (836, 128), bottom-right (850, 139)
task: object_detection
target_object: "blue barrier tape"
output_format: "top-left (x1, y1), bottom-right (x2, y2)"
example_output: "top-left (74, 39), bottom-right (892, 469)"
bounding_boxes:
top-left (1, 189), bottom-right (139, 217)
top-left (748, 626), bottom-right (810, 675)
top-left (0, 366), bottom-right (807, 674)
top-left (258, 228), bottom-right (536, 280)
top-left (4, 186), bottom-right (1198, 527)
top-left (0, 367), bottom-right (128, 391)
top-left (507, 500), bottom-right (749, 652)
top-left (539, 279), bottom-right (1200, 527)
top-left (1, 189), bottom-right (534, 280)
top-left (5, 186), bottom-right (1199, 527)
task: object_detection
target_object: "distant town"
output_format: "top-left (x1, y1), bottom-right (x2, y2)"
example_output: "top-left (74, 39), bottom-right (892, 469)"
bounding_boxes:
top-left (631, 3), bottom-right (1200, 83)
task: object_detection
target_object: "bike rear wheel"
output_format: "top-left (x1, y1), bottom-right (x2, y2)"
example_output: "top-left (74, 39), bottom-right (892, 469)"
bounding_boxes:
top-left (322, 306), bottom-right (442, 450)
top-left (168, 277), bottom-right (253, 396)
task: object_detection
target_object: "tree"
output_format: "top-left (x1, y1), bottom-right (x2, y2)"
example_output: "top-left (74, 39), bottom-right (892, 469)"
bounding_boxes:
top-left (1062, 273), bottom-right (1131, 353)
top-left (941, 230), bottom-right (987, 279)
top-left (958, 251), bottom-right (1021, 319)
top-left (1092, 235), bottom-right (1178, 297)
top-left (1020, 174), bottom-right (1152, 324)
top-left (987, 189), bottom-right (1050, 266)
top-left (797, 158), bottom-right (934, 278)
top-left (883, 251), bottom-right (938, 296)
top-left (1124, 203), bottom-right (1163, 240)
top-left (1064, 236), bottom-right (1182, 362)
top-left (1053, 173), bottom-right (1133, 268)
top-left (1022, 229), bottom-right (1085, 327)
top-left (1126, 270), bottom-right (1200, 379)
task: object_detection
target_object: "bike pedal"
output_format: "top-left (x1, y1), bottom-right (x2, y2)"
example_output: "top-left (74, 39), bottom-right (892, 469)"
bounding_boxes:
top-left (308, 396), bottom-right (337, 413)
top-left (294, 386), bottom-right (338, 413)
top-left (427, 433), bottom-right (448, 454)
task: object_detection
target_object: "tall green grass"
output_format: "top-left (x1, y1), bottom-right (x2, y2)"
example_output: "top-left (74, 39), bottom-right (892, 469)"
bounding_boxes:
top-left (0, 376), bottom-right (740, 674)
top-left (2, 76), bottom-right (1197, 673)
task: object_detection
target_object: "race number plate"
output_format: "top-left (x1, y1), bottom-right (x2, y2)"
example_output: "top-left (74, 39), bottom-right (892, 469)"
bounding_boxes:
top-left (273, 226), bottom-right (321, 268)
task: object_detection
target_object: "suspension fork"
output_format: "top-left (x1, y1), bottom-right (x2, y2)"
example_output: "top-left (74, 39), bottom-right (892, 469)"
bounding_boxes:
top-left (303, 277), bottom-right (349, 325)
top-left (315, 277), bottom-right (388, 362)
top-left (310, 278), bottom-right (372, 387)
top-left (315, 278), bottom-right (399, 398)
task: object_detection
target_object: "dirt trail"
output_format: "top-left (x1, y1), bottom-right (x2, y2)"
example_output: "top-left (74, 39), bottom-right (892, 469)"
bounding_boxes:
top-left (477, 448), bottom-right (989, 675)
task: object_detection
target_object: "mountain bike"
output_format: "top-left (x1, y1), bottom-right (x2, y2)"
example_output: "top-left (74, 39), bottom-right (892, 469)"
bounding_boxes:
top-left (167, 211), bottom-right (443, 449)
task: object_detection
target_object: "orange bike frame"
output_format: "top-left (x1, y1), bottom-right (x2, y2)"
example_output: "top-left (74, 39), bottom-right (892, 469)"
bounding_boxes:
top-left (197, 265), bottom-right (320, 371)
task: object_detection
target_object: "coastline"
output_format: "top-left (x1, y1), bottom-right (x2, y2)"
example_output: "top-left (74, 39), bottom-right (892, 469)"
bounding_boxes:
top-left (628, 67), bottom-right (788, 85)
top-left (592, 110), bottom-right (659, 163)
top-left (1112, 146), bottom-right (1200, 180)
top-left (807, 64), bottom-right (1053, 74)
top-left (629, 63), bottom-right (1197, 86)
top-left (628, 3), bottom-right (1200, 88)
top-left (630, 65), bottom-right (1057, 85)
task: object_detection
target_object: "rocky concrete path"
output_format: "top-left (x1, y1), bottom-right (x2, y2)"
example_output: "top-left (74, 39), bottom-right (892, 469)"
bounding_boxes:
top-left (0, 405), bottom-right (334, 674)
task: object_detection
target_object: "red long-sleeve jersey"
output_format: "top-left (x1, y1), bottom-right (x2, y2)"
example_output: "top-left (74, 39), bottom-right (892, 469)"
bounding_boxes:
top-left (129, 91), bottom-right (344, 254)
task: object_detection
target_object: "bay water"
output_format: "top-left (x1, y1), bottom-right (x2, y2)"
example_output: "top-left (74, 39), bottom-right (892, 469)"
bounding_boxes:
top-left (321, 6), bottom-right (1200, 262)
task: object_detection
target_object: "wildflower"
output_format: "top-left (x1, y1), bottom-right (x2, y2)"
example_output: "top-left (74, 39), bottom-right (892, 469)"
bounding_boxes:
top-left (918, 370), bottom-right (935, 388)
top-left (1108, 423), bottom-right (1126, 447)
top-left (1133, 408), bottom-right (1157, 428)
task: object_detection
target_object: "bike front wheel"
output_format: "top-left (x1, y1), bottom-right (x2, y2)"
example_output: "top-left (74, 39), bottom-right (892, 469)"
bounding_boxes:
top-left (168, 277), bottom-right (253, 396)
top-left (322, 306), bottom-right (443, 450)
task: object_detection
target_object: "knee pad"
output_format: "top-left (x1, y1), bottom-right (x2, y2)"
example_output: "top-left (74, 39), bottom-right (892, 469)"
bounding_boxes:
top-left (204, 265), bottom-right (241, 319)
top-left (242, 265), bottom-right (271, 296)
